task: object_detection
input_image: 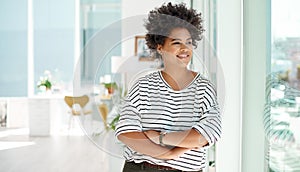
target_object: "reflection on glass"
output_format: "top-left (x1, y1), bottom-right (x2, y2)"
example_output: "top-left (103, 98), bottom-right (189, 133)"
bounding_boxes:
top-left (78, 1), bottom-right (219, 170)
top-left (265, 0), bottom-right (300, 171)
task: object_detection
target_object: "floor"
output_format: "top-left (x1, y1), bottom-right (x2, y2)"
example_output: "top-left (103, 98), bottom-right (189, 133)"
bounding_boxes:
top-left (0, 119), bottom-right (215, 172)
top-left (0, 127), bottom-right (124, 172)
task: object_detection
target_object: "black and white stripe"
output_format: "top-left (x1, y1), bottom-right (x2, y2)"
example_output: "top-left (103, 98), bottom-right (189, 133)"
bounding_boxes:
top-left (115, 71), bottom-right (221, 171)
top-left (264, 73), bottom-right (300, 171)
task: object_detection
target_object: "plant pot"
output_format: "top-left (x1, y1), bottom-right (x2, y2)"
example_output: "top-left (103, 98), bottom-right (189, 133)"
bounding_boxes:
top-left (107, 87), bottom-right (114, 94)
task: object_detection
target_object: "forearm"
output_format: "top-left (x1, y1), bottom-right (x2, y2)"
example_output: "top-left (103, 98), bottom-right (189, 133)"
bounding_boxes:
top-left (117, 132), bottom-right (190, 159)
top-left (162, 129), bottom-right (208, 148)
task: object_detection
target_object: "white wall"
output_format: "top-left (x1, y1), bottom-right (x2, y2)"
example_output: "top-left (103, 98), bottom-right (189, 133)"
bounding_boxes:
top-left (216, 0), bottom-right (243, 172)
top-left (6, 98), bottom-right (29, 128)
top-left (242, 0), bottom-right (268, 171)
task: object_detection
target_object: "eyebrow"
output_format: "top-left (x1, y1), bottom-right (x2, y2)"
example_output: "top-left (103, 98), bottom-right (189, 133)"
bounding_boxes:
top-left (170, 38), bottom-right (192, 41)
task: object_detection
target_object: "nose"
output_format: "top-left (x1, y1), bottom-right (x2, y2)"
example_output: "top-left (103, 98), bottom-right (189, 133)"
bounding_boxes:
top-left (180, 43), bottom-right (190, 51)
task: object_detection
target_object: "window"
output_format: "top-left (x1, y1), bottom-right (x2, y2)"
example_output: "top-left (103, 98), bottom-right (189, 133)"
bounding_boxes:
top-left (265, 0), bottom-right (300, 171)
top-left (0, 1), bottom-right (28, 97)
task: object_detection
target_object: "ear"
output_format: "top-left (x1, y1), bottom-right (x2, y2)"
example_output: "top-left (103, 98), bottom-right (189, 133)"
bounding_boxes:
top-left (157, 44), bottom-right (163, 53)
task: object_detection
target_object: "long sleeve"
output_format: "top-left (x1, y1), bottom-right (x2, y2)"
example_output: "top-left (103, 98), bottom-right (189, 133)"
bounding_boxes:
top-left (115, 81), bottom-right (142, 136)
top-left (192, 82), bottom-right (222, 148)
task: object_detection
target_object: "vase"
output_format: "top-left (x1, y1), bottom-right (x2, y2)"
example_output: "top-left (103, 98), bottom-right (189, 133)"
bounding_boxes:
top-left (107, 87), bottom-right (114, 94)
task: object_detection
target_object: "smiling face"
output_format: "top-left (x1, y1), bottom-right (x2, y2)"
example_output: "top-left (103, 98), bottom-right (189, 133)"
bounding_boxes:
top-left (157, 27), bottom-right (193, 69)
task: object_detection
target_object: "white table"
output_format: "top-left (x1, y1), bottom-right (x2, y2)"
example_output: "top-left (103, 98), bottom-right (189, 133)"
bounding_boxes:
top-left (28, 95), bottom-right (66, 136)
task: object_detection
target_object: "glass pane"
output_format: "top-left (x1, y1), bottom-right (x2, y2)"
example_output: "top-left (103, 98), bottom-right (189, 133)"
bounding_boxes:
top-left (80, 1), bottom-right (122, 83)
top-left (265, 0), bottom-right (300, 171)
top-left (33, 0), bottom-right (75, 95)
top-left (0, 1), bottom-right (28, 97)
top-left (193, 0), bottom-right (217, 172)
top-left (78, 1), bottom-right (219, 172)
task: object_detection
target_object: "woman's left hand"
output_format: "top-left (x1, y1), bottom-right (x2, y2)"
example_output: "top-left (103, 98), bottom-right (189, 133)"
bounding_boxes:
top-left (144, 130), bottom-right (160, 145)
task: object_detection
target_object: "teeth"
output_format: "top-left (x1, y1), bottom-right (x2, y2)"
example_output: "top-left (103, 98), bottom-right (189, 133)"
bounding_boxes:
top-left (177, 54), bottom-right (188, 58)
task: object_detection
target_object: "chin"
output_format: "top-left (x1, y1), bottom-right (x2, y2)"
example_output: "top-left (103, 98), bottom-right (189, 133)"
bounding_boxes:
top-left (178, 58), bottom-right (191, 65)
top-left (177, 61), bottom-right (190, 68)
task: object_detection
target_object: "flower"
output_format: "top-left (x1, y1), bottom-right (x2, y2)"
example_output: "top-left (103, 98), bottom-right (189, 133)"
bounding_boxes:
top-left (37, 78), bottom-right (52, 89)
top-left (37, 70), bottom-right (52, 89)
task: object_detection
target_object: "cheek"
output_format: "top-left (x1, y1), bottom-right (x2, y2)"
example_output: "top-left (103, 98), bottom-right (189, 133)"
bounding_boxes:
top-left (162, 47), bottom-right (176, 55)
top-left (164, 50), bottom-right (178, 57)
top-left (169, 47), bottom-right (181, 53)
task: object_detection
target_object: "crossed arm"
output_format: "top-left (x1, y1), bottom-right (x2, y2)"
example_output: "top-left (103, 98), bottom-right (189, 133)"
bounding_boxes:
top-left (144, 129), bottom-right (208, 148)
top-left (117, 129), bottom-right (208, 160)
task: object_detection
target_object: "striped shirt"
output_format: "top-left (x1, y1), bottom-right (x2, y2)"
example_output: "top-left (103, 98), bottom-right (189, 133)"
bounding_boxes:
top-left (263, 73), bottom-right (300, 171)
top-left (115, 71), bottom-right (221, 171)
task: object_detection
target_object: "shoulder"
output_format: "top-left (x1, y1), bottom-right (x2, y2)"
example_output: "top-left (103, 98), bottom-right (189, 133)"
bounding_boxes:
top-left (127, 71), bottom-right (160, 91)
top-left (130, 71), bottom-right (160, 86)
top-left (194, 75), bottom-right (217, 95)
top-left (194, 75), bottom-right (214, 86)
top-left (138, 71), bottom-right (160, 82)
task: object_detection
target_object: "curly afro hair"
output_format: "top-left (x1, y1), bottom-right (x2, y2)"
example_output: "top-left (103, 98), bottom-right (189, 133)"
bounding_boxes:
top-left (144, 2), bottom-right (204, 58)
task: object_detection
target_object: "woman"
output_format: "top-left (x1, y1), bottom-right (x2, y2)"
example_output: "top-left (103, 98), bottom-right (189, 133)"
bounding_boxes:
top-left (115, 2), bottom-right (221, 172)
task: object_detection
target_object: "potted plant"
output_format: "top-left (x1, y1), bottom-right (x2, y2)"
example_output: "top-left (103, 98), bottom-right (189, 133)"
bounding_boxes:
top-left (37, 78), bottom-right (52, 91)
top-left (104, 82), bottom-right (118, 94)
top-left (37, 70), bottom-right (53, 92)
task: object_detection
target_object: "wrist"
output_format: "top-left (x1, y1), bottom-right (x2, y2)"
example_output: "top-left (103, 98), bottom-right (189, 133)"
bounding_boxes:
top-left (159, 131), bottom-right (167, 146)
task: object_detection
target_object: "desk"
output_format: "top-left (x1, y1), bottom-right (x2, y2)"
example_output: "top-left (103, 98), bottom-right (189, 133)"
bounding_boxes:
top-left (28, 96), bottom-right (66, 136)
top-left (28, 98), bottom-right (51, 136)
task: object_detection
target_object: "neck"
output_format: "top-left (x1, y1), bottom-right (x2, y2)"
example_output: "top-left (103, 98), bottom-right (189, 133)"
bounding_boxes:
top-left (163, 66), bottom-right (190, 78)
top-left (161, 67), bottom-right (196, 91)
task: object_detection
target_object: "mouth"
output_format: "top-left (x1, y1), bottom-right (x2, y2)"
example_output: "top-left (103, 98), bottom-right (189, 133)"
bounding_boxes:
top-left (176, 54), bottom-right (190, 59)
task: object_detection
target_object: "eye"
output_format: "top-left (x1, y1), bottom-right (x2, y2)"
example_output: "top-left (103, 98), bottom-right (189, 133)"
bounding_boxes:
top-left (186, 41), bottom-right (193, 45)
top-left (172, 42), bottom-right (181, 45)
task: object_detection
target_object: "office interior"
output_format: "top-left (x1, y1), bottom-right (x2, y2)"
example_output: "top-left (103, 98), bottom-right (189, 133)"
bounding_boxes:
top-left (0, 0), bottom-right (299, 172)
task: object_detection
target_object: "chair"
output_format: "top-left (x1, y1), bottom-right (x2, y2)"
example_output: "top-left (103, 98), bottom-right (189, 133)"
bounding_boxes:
top-left (98, 103), bottom-right (109, 130)
top-left (64, 95), bottom-right (92, 130)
